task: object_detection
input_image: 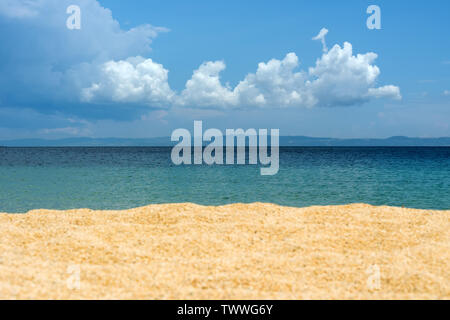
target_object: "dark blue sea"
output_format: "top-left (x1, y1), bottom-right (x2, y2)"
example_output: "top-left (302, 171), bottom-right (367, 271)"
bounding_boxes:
top-left (0, 147), bottom-right (449, 213)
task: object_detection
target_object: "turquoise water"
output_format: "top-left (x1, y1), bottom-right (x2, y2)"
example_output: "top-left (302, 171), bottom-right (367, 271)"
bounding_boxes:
top-left (0, 147), bottom-right (449, 213)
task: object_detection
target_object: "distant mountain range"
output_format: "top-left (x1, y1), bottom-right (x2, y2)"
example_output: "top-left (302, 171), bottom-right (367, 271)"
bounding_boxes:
top-left (1, 136), bottom-right (449, 147)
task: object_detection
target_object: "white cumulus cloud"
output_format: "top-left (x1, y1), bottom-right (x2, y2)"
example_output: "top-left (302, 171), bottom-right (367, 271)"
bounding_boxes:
top-left (234, 52), bottom-right (313, 108)
top-left (82, 57), bottom-right (174, 107)
top-left (177, 61), bottom-right (238, 108)
top-left (0, 0), bottom-right (167, 106)
top-left (307, 42), bottom-right (401, 106)
top-left (82, 29), bottom-right (401, 110)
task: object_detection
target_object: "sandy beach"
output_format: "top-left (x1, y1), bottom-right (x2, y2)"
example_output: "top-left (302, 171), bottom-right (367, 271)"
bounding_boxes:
top-left (0, 203), bottom-right (448, 300)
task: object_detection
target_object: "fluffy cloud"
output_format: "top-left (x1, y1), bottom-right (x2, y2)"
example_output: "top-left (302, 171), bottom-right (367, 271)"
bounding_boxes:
top-left (237, 42), bottom-right (401, 108)
top-left (0, 0), bottom-right (167, 110)
top-left (84, 40), bottom-right (400, 109)
top-left (178, 61), bottom-right (238, 108)
top-left (0, 0), bottom-right (401, 118)
top-left (307, 42), bottom-right (401, 106)
top-left (233, 52), bottom-right (313, 108)
top-left (82, 57), bottom-right (174, 107)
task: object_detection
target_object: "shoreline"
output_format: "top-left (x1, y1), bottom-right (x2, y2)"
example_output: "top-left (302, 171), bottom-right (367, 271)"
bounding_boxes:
top-left (1, 202), bottom-right (446, 215)
top-left (1, 203), bottom-right (449, 299)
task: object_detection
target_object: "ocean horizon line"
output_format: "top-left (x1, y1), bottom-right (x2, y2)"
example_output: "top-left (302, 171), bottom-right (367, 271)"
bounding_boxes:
top-left (1, 135), bottom-right (450, 147)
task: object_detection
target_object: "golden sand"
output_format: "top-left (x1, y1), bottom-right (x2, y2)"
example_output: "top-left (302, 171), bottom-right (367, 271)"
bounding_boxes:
top-left (0, 203), bottom-right (449, 300)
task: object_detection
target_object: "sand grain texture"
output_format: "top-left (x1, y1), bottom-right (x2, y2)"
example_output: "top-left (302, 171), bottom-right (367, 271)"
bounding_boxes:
top-left (0, 203), bottom-right (449, 299)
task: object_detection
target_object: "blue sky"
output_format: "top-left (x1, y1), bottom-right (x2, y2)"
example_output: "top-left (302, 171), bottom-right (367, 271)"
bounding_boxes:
top-left (0, 0), bottom-right (449, 139)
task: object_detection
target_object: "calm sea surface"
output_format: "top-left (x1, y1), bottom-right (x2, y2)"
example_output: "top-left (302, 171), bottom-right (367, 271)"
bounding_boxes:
top-left (0, 147), bottom-right (449, 213)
